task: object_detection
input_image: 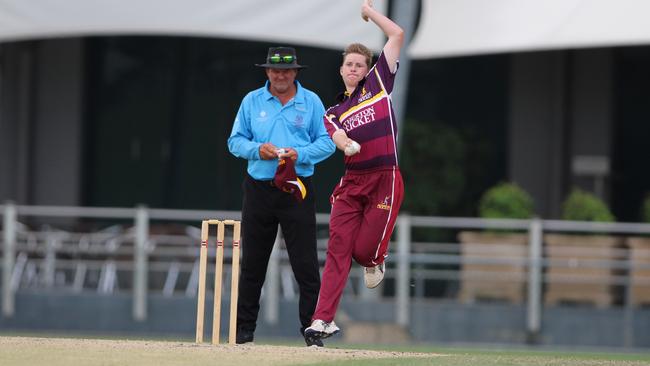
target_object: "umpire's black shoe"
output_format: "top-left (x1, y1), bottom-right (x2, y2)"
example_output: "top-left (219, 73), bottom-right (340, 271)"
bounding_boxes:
top-left (301, 326), bottom-right (324, 347)
top-left (235, 330), bottom-right (254, 344)
top-left (304, 333), bottom-right (324, 347)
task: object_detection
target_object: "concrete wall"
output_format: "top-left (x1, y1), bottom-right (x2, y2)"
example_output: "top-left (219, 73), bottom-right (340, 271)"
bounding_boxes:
top-left (509, 51), bottom-right (568, 218)
top-left (2, 292), bottom-right (649, 348)
top-left (568, 49), bottom-right (613, 201)
top-left (0, 43), bottom-right (34, 204)
top-left (509, 49), bottom-right (615, 218)
top-left (0, 40), bottom-right (83, 206)
top-left (31, 39), bottom-right (84, 206)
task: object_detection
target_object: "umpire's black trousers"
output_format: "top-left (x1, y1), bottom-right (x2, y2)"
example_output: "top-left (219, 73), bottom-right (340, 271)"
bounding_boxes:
top-left (237, 174), bottom-right (321, 335)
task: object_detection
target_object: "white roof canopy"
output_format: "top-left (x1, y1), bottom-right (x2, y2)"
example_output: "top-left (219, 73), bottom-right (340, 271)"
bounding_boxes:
top-left (409, 0), bottom-right (650, 59)
top-left (3, 0), bottom-right (650, 59)
top-left (0, 0), bottom-right (387, 51)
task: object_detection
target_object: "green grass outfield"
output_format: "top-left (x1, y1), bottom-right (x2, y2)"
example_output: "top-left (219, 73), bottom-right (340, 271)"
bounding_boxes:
top-left (313, 341), bottom-right (650, 366)
top-left (1, 333), bottom-right (649, 366)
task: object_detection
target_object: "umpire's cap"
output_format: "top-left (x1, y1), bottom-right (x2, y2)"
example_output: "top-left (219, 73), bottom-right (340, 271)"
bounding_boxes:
top-left (256, 47), bottom-right (307, 69)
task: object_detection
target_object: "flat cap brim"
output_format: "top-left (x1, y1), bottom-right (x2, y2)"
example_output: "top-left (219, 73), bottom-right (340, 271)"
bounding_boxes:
top-left (255, 63), bottom-right (307, 69)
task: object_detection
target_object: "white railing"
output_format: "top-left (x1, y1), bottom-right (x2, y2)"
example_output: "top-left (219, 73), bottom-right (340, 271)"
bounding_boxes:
top-left (3, 202), bottom-right (650, 342)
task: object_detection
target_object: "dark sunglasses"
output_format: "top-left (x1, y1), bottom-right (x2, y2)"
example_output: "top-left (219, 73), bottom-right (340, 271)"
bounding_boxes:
top-left (269, 55), bottom-right (295, 64)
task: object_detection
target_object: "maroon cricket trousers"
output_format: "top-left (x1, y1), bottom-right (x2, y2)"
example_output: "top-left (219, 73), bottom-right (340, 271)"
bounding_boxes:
top-left (313, 166), bottom-right (404, 322)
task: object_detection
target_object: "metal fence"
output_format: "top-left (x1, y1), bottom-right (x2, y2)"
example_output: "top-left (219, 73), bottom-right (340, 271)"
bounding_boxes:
top-left (2, 202), bottom-right (650, 339)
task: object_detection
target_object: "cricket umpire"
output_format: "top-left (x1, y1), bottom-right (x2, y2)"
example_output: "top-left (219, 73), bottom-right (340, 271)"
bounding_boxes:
top-left (227, 46), bottom-right (335, 346)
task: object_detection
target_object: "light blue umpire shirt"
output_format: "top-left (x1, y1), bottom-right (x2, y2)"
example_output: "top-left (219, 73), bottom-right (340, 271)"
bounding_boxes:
top-left (228, 81), bottom-right (335, 180)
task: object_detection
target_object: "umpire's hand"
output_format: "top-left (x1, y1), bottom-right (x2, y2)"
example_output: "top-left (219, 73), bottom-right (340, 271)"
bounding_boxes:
top-left (259, 143), bottom-right (279, 160)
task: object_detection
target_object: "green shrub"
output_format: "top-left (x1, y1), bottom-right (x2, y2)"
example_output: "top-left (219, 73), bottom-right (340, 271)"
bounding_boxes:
top-left (561, 188), bottom-right (615, 222)
top-left (641, 193), bottom-right (650, 223)
top-left (478, 182), bottom-right (534, 219)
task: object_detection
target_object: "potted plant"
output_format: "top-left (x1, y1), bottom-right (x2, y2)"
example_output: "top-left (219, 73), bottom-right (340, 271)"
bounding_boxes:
top-left (560, 188), bottom-right (615, 222)
top-left (544, 188), bottom-right (622, 307)
top-left (458, 182), bottom-right (534, 304)
top-left (477, 182), bottom-right (535, 221)
top-left (625, 192), bottom-right (650, 307)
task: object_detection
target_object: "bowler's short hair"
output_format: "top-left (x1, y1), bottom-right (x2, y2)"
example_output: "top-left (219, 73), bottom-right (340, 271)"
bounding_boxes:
top-left (342, 43), bottom-right (373, 68)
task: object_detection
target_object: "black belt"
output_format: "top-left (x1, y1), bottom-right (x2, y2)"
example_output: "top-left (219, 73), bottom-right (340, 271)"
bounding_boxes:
top-left (247, 174), bottom-right (310, 187)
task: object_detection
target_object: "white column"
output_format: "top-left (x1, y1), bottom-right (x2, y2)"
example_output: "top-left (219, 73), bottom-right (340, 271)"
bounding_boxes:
top-left (526, 218), bottom-right (543, 341)
top-left (396, 214), bottom-right (411, 327)
top-left (390, 0), bottom-right (418, 149)
top-left (2, 202), bottom-right (16, 317)
top-left (264, 226), bottom-right (281, 325)
top-left (133, 206), bottom-right (149, 321)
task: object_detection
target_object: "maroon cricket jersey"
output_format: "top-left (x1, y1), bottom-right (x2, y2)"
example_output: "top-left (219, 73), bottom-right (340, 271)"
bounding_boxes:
top-left (324, 51), bottom-right (399, 171)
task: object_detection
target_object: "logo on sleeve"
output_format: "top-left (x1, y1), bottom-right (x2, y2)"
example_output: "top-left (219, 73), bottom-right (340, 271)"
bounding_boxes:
top-left (376, 195), bottom-right (392, 211)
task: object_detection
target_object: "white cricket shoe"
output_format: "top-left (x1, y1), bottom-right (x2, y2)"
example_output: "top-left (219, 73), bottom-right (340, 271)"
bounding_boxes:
top-left (304, 319), bottom-right (341, 343)
top-left (364, 262), bottom-right (385, 289)
top-left (325, 321), bottom-right (340, 336)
